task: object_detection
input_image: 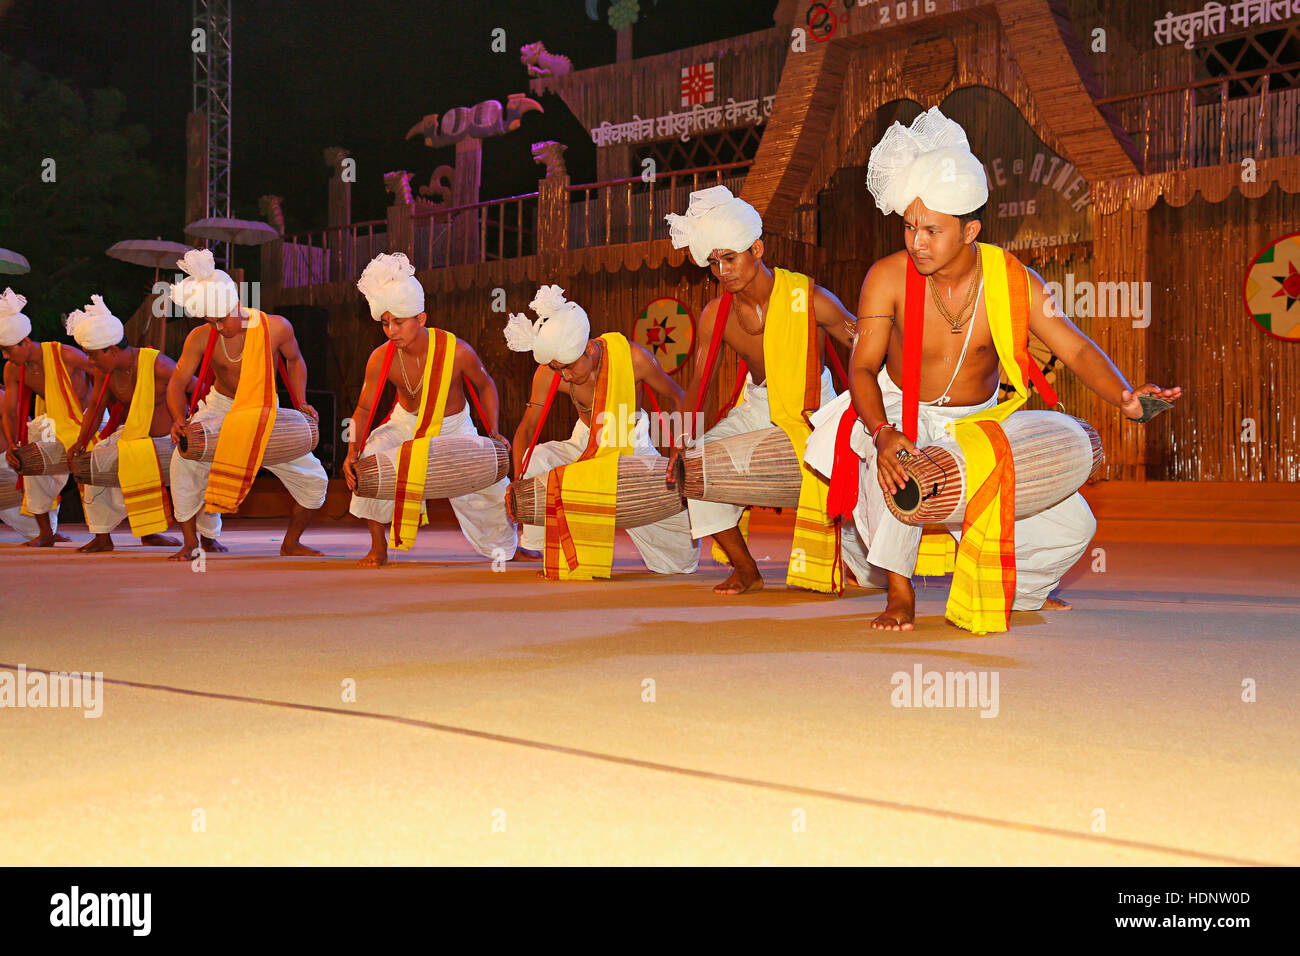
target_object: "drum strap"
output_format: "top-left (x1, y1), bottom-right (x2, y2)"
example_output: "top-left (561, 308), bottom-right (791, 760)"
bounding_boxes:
top-left (824, 338), bottom-right (849, 392)
top-left (902, 259), bottom-right (927, 442)
top-left (189, 326), bottom-right (219, 417)
top-left (14, 366), bottom-right (27, 494)
top-left (692, 292), bottom-right (738, 434)
top-left (359, 341), bottom-right (396, 451)
top-left (521, 371), bottom-right (562, 475)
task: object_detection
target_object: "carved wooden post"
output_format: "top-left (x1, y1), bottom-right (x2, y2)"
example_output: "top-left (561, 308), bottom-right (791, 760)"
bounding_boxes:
top-left (387, 203), bottom-right (414, 262)
top-left (258, 194), bottom-right (285, 300)
top-left (324, 148), bottom-right (352, 281)
top-left (537, 174), bottom-right (570, 254)
top-left (452, 138), bottom-right (482, 265)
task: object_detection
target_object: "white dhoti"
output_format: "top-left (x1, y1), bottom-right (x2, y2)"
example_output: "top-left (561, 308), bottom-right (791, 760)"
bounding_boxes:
top-left (683, 368), bottom-right (876, 583)
top-left (520, 411), bottom-right (699, 575)
top-left (169, 389), bottom-right (325, 531)
top-left (805, 367), bottom-right (1097, 611)
top-left (16, 414), bottom-right (120, 534)
top-left (349, 403), bottom-right (517, 559)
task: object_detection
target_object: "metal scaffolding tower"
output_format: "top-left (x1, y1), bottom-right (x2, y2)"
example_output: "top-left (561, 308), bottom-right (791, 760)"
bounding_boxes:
top-left (193, 0), bottom-right (232, 266)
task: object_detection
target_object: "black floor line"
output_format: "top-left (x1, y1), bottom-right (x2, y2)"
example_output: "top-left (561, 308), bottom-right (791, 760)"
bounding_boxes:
top-left (1, 662), bottom-right (1277, 866)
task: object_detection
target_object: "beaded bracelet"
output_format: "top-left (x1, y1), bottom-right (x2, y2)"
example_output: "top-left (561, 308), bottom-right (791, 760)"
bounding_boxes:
top-left (871, 422), bottom-right (896, 446)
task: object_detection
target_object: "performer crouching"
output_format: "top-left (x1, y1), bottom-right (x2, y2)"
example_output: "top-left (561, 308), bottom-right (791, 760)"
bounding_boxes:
top-left (164, 249), bottom-right (327, 560)
top-left (806, 107), bottom-right (1182, 633)
top-left (343, 253), bottom-right (517, 568)
top-left (506, 285), bottom-right (699, 578)
top-left (63, 296), bottom-right (181, 553)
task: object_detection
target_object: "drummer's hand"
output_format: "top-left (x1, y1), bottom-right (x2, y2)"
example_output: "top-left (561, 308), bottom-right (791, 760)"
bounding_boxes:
top-left (875, 429), bottom-right (918, 495)
top-left (69, 440), bottom-right (87, 461)
top-left (300, 403), bottom-right (319, 424)
top-left (5, 448), bottom-right (19, 470)
top-left (169, 420), bottom-right (186, 445)
top-left (342, 450), bottom-right (358, 491)
top-left (665, 445), bottom-right (683, 489)
top-left (1121, 383), bottom-right (1182, 420)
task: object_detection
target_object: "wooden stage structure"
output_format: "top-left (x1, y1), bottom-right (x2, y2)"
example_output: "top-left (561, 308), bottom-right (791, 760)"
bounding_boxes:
top-left (173, 0), bottom-right (1299, 525)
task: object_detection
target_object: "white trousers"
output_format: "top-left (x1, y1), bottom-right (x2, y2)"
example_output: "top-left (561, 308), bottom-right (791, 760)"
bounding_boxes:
top-left (520, 412), bottom-right (699, 575)
top-left (169, 390), bottom-right (327, 529)
top-left (0, 503), bottom-right (53, 539)
top-left (349, 403), bottom-right (517, 559)
top-left (806, 367), bottom-right (1097, 611)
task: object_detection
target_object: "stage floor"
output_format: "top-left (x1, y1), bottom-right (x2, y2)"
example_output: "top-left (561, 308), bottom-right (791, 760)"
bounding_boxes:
top-left (2, 518), bottom-right (1296, 866)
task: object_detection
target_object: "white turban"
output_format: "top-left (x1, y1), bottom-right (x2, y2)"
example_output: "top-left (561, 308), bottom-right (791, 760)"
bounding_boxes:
top-left (865, 106), bottom-right (989, 217)
top-left (0, 288), bottom-right (31, 347)
top-left (357, 252), bottom-right (424, 320)
top-left (664, 186), bottom-right (763, 268)
top-left (503, 285), bottom-right (590, 365)
top-left (66, 294), bottom-right (125, 351)
top-left (166, 248), bottom-right (240, 318)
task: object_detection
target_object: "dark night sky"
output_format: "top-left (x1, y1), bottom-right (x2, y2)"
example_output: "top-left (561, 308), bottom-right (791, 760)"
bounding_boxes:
top-left (1, 0), bottom-right (780, 234)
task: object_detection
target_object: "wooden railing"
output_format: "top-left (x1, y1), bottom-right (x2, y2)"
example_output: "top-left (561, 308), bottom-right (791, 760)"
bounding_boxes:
top-left (1095, 63), bottom-right (1300, 173)
top-left (410, 192), bottom-right (539, 270)
top-left (279, 220), bottom-right (386, 290)
top-left (567, 160), bottom-right (754, 249)
top-left (275, 163), bottom-right (756, 288)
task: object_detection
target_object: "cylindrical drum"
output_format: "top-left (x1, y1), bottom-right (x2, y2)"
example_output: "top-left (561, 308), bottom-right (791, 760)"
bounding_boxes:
top-left (14, 440), bottom-right (69, 477)
top-left (0, 466), bottom-right (21, 510)
top-left (70, 437), bottom-right (174, 488)
top-left (354, 434), bottom-right (509, 500)
top-left (179, 407), bottom-right (319, 464)
top-left (885, 412), bottom-right (1104, 526)
top-left (510, 454), bottom-right (685, 529)
top-left (678, 426), bottom-right (802, 508)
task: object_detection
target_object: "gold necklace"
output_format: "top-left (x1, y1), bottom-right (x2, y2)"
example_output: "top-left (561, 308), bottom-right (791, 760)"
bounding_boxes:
top-left (571, 341), bottom-right (603, 414)
top-left (398, 347), bottom-right (423, 394)
top-left (928, 250), bottom-right (982, 334)
top-left (219, 333), bottom-right (243, 363)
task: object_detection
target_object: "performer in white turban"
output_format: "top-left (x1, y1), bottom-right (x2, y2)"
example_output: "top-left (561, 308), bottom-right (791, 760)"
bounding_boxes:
top-left (343, 253), bottom-right (516, 567)
top-left (803, 105), bottom-right (1180, 633)
top-left (506, 285), bottom-right (699, 578)
top-left (662, 188), bottom-right (873, 595)
top-left (65, 295), bottom-right (194, 552)
top-left (0, 288), bottom-right (110, 547)
top-left (164, 249), bottom-right (326, 560)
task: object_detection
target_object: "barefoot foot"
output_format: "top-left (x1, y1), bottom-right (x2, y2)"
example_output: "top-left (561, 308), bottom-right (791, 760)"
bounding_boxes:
top-left (280, 542), bottom-right (322, 557)
top-left (77, 535), bottom-right (114, 554)
top-left (200, 536), bottom-right (228, 553)
top-left (139, 534), bottom-right (180, 547)
top-left (23, 532), bottom-right (68, 548)
top-left (712, 566), bottom-right (764, 595)
top-left (872, 581), bottom-right (915, 631)
top-left (357, 547), bottom-right (388, 568)
top-left (168, 544), bottom-right (201, 562)
top-left (1041, 595), bottom-right (1073, 611)
top-left (514, 547), bottom-right (542, 561)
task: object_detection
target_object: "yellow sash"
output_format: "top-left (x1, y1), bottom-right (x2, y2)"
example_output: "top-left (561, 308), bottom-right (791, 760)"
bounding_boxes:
top-left (41, 342), bottom-right (85, 450)
top-left (205, 311), bottom-right (276, 513)
top-left (764, 268), bottom-right (841, 593)
top-left (914, 244), bottom-right (1039, 633)
top-left (117, 348), bottom-right (170, 536)
top-left (542, 333), bottom-right (634, 581)
top-left (390, 329), bottom-right (457, 549)
top-left (22, 343), bottom-right (85, 516)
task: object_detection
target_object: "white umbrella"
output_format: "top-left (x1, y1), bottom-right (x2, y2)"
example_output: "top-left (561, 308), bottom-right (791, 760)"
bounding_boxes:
top-left (0, 248), bottom-right (31, 275)
top-left (184, 217), bottom-right (279, 246)
top-left (106, 239), bottom-right (197, 270)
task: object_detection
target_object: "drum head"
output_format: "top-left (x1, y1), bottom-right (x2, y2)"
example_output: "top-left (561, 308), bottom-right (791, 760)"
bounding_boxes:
top-left (891, 476), bottom-right (922, 515)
